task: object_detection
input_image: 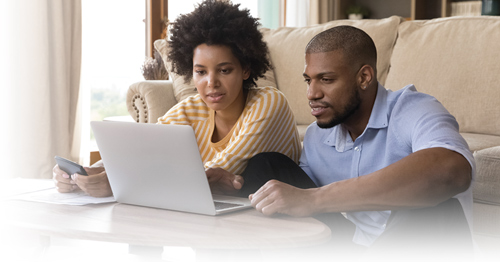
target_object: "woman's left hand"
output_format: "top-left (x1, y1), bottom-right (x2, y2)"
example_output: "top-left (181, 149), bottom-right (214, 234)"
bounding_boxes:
top-left (205, 168), bottom-right (244, 196)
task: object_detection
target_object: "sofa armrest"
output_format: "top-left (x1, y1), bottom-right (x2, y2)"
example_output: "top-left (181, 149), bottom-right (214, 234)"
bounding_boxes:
top-left (126, 80), bottom-right (177, 123)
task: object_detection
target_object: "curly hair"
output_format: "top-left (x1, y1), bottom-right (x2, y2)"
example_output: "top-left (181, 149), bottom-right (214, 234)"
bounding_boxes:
top-left (167, 0), bottom-right (271, 89)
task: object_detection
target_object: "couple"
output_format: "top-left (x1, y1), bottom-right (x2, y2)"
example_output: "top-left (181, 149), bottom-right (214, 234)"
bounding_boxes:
top-left (53, 0), bottom-right (474, 254)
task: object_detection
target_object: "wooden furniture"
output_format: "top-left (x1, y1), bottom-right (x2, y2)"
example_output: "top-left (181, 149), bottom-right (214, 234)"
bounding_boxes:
top-left (411, 0), bottom-right (452, 20)
top-left (2, 200), bottom-right (330, 249)
top-left (345, 0), bottom-right (472, 20)
top-left (1, 180), bottom-right (331, 260)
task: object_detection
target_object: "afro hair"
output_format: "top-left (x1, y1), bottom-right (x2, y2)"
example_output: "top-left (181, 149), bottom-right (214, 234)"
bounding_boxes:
top-left (167, 0), bottom-right (271, 89)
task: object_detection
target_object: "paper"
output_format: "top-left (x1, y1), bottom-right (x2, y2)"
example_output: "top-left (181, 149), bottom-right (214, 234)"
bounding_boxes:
top-left (3, 178), bottom-right (115, 205)
top-left (11, 188), bottom-right (116, 205)
top-left (0, 178), bottom-right (55, 199)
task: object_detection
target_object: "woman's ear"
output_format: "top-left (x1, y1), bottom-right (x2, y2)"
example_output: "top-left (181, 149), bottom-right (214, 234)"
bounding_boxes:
top-left (243, 67), bottom-right (251, 81)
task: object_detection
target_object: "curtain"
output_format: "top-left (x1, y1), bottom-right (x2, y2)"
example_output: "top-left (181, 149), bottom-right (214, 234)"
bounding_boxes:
top-left (285, 0), bottom-right (310, 27)
top-left (0, 0), bottom-right (82, 179)
top-left (309, 0), bottom-right (336, 25)
top-left (258, 0), bottom-right (281, 29)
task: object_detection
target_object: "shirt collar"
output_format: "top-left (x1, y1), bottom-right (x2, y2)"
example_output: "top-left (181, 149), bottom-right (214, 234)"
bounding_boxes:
top-left (323, 83), bottom-right (389, 152)
top-left (366, 83), bottom-right (389, 130)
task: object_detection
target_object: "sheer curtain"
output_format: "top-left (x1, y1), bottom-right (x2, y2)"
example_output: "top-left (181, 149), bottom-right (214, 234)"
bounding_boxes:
top-left (285, 0), bottom-right (310, 27)
top-left (0, 0), bottom-right (82, 180)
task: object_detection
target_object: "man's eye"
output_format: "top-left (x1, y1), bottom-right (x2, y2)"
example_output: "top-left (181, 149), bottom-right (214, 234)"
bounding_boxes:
top-left (304, 79), bottom-right (311, 84)
top-left (322, 78), bottom-right (333, 83)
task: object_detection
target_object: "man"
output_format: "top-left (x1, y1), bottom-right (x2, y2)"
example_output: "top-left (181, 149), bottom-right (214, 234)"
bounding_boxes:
top-left (244, 26), bottom-right (474, 254)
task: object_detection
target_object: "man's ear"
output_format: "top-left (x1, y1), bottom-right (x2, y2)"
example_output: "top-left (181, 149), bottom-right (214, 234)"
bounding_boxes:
top-left (358, 65), bottom-right (374, 88)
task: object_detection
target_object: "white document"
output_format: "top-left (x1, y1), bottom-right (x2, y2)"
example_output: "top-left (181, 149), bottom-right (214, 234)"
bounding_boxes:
top-left (3, 178), bottom-right (115, 205)
top-left (11, 188), bottom-right (116, 205)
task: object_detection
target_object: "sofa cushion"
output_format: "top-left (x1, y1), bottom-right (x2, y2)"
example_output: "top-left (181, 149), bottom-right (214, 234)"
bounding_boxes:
top-left (473, 202), bottom-right (500, 238)
top-left (473, 146), bottom-right (500, 205)
top-left (154, 39), bottom-right (277, 103)
top-left (461, 133), bottom-right (500, 152)
top-left (385, 16), bottom-right (500, 136)
top-left (260, 16), bottom-right (403, 125)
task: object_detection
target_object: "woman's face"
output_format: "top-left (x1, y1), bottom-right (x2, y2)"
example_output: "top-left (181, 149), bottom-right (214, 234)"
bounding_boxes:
top-left (192, 44), bottom-right (250, 112)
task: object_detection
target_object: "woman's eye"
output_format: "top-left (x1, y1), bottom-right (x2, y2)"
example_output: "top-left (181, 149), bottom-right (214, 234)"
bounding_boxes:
top-left (195, 70), bottom-right (205, 75)
top-left (220, 68), bottom-right (232, 74)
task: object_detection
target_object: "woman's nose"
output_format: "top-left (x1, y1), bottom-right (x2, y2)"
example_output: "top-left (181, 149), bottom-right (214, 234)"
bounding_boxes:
top-left (207, 73), bottom-right (220, 88)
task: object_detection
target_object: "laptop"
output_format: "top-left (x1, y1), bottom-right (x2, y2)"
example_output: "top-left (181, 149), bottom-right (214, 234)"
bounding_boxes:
top-left (90, 121), bottom-right (252, 215)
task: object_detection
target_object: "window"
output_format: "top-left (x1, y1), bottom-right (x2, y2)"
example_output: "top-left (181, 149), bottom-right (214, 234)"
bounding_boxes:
top-left (82, 0), bottom-right (146, 159)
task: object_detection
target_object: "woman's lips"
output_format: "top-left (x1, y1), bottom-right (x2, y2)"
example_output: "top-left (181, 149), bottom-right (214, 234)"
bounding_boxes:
top-left (206, 92), bottom-right (225, 102)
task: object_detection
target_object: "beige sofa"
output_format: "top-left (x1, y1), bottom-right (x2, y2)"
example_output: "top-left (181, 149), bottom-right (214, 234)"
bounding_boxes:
top-left (127, 16), bottom-right (500, 255)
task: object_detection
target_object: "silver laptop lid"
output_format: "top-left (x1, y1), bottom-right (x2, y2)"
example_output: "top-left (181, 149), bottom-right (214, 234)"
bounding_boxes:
top-left (91, 121), bottom-right (218, 215)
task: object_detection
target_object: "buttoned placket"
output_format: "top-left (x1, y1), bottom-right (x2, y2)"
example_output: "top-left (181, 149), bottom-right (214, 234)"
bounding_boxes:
top-left (351, 136), bottom-right (363, 178)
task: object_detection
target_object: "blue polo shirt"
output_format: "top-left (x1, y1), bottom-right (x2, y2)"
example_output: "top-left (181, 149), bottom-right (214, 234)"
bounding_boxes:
top-left (299, 83), bottom-right (475, 246)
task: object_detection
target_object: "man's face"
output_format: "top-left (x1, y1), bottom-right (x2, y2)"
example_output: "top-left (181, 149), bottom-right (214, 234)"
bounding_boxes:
top-left (303, 50), bottom-right (361, 129)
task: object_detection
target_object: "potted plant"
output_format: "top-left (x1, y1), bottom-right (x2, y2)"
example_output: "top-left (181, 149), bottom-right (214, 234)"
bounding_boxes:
top-left (346, 5), bottom-right (370, 20)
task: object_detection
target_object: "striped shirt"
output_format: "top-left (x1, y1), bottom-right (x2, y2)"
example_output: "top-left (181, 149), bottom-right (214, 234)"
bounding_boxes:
top-left (157, 86), bottom-right (301, 175)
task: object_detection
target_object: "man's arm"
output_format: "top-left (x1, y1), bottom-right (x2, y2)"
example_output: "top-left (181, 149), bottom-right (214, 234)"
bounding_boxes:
top-left (250, 147), bottom-right (471, 216)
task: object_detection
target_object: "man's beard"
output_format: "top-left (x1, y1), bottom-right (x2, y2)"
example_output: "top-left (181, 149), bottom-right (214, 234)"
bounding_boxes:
top-left (317, 88), bottom-right (361, 129)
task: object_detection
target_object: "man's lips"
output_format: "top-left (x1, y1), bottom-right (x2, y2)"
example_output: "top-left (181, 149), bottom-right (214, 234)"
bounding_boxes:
top-left (309, 101), bottom-right (329, 117)
top-left (206, 92), bottom-right (225, 102)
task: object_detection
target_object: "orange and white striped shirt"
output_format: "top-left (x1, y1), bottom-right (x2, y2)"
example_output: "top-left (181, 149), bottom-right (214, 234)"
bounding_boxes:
top-left (157, 86), bottom-right (301, 175)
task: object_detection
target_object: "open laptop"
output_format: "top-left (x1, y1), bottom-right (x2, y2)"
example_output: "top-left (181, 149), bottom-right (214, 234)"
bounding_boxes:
top-left (90, 121), bottom-right (252, 215)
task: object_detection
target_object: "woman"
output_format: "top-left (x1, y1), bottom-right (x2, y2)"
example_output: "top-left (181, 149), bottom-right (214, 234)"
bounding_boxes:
top-left (53, 0), bottom-right (300, 197)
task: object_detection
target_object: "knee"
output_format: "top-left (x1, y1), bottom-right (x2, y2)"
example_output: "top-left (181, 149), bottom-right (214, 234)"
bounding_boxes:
top-left (248, 152), bottom-right (291, 166)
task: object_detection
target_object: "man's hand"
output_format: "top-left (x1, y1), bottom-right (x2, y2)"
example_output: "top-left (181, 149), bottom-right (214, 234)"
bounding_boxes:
top-left (249, 180), bottom-right (316, 217)
top-left (205, 168), bottom-right (244, 196)
top-left (53, 164), bottom-right (112, 198)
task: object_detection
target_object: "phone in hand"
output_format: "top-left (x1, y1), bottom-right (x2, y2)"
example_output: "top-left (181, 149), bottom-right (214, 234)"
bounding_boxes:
top-left (55, 156), bottom-right (88, 176)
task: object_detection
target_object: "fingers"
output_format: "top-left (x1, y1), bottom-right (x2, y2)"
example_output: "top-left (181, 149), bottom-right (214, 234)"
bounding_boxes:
top-left (205, 168), bottom-right (222, 183)
top-left (206, 168), bottom-right (242, 195)
top-left (53, 164), bottom-right (111, 197)
top-left (232, 175), bottom-right (244, 190)
top-left (250, 180), bottom-right (281, 216)
top-left (73, 169), bottom-right (112, 198)
top-left (83, 166), bottom-right (105, 176)
top-left (53, 165), bottom-right (78, 193)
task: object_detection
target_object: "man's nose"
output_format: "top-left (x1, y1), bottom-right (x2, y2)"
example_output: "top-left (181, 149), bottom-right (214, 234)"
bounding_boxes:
top-left (307, 80), bottom-right (323, 101)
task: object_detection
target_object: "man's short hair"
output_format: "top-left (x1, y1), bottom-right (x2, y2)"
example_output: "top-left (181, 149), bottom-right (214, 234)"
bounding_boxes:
top-left (306, 26), bottom-right (377, 72)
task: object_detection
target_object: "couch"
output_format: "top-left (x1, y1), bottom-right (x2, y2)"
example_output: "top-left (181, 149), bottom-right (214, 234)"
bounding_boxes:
top-left (126, 16), bottom-right (500, 256)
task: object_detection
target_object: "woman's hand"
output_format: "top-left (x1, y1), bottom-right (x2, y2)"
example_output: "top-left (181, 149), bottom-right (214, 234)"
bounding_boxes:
top-left (205, 168), bottom-right (244, 196)
top-left (53, 162), bottom-right (112, 198)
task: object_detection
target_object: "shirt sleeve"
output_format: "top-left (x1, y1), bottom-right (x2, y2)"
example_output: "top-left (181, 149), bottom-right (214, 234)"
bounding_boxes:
top-left (156, 95), bottom-right (208, 126)
top-left (204, 87), bottom-right (301, 175)
top-left (392, 87), bottom-right (475, 180)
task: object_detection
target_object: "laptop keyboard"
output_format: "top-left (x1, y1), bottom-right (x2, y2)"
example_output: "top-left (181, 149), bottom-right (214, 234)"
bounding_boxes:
top-left (214, 201), bottom-right (244, 210)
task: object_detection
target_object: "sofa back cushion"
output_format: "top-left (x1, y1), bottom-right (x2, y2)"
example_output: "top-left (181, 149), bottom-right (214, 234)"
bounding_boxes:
top-left (385, 16), bottom-right (500, 136)
top-left (154, 39), bottom-right (277, 103)
top-left (260, 16), bottom-right (403, 125)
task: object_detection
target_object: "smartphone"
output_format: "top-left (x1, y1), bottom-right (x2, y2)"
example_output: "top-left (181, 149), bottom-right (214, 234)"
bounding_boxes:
top-left (54, 156), bottom-right (88, 176)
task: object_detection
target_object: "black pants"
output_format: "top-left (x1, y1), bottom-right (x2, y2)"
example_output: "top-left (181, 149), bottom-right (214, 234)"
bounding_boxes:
top-left (239, 152), bottom-right (474, 257)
